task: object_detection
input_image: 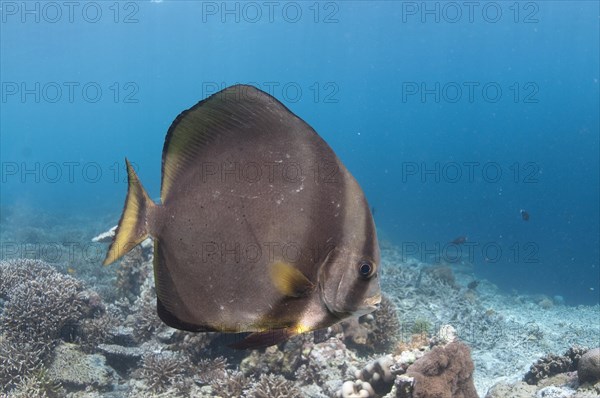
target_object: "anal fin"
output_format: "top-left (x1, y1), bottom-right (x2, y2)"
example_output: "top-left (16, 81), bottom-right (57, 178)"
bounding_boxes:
top-left (313, 328), bottom-right (329, 344)
top-left (228, 328), bottom-right (297, 350)
top-left (156, 297), bottom-right (216, 333)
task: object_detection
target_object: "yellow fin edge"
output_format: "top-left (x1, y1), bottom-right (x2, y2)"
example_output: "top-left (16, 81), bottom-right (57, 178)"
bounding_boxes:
top-left (103, 159), bottom-right (153, 265)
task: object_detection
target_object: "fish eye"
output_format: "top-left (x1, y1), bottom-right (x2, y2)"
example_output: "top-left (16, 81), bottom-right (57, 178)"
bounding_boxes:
top-left (358, 260), bottom-right (375, 279)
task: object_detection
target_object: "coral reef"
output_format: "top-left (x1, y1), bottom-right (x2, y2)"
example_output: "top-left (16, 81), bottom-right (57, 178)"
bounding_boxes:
top-left (0, 338), bottom-right (46, 392)
top-left (337, 325), bottom-right (476, 398)
top-left (0, 260), bottom-right (106, 347)
top-left (341, 294), bottom-right (401, 354)
top-left (295, 336), bottom-right (360, 396)
top-left (484, 381), bottom-right (538, 398)
top-left (240, 334), bottom-right (312, 379)
top-left (195, 356), bottom-right (228, 384)
top-left (0, 370), bottom-right (63, 398)
top-left (137, 351), bottom-right (191, 394)
top-left (115, 246), bottom-right (150, 302)
top-left (0, 259), bottom-right (110, 395)
top-left (355, 355), bottom-right (395, 396)
top-left (399, 340), bottom-right (478, 398)
top-left (2, 229), bottom-right (599, 398)
top-left (486, 346), bottom-right (600, 397)
top-left (338, 379), bottom-right (376, 398)
top-left (523, 346), bottom-right (588, 385)
top-left (128, 276), bottom-right (164, 342)
top-left (369, 296), bottom-right (401, 352)
top-left (210, 370), bottom-right (248, 397)
top-left (245, 374), bottom-right (301, 398)
top-left (424, 266), bottom-right (457, 288)
top-left (487, 357), bottom-right (600, 398)
top-left (46, 343), bottom-right (114, 389)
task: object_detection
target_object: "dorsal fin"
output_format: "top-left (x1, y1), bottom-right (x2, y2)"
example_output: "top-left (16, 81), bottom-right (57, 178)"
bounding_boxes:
top-left (160, 84), bottom-right (289, 203)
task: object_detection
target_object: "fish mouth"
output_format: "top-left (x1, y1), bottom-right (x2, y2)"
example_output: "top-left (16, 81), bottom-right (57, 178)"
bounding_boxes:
top-left (352, 293), bottom-right (382, 317)
top-left (364, 293), bottom-right (382, 308)
top-left (323, 293), bottom-right (382, 320)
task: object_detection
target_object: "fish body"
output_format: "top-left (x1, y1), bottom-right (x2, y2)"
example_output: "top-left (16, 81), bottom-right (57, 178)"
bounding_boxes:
top-left (450, 236), bottom-right (468, 245)
top-left (104, 85), bottom-right (381, 348)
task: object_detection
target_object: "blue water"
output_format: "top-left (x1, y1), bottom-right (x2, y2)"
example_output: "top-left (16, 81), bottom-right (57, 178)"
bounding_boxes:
top-left (1, 1), bottom-right (598, 305)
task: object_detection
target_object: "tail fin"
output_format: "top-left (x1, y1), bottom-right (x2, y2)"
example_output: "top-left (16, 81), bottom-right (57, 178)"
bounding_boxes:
top-left (103, 159), bottom-right (155, 265)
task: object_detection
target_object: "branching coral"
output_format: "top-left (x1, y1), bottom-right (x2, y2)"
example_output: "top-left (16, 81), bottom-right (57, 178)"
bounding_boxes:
top-left (195, 356), bottom-right (228, 384)
top-left (0, 259), bottom-right (55, 298)
top-left (245, 374), bottom-right (301, 398)
top-left (210, 370), bottom-right (248, 397)
top-left (0, 259), bottom-right (109, 393)
top-left (76, 310), bottom-right (119, 352)
top-left (1, 275), bottom-right (85, 344)
top-left (0, 369), bottom-right (63, 398)
top-left (0, 260), bottom-right (107, 345)
top-left (138, 351), bottom-right (191, 394)
top-left (0, 337), bottom-right (45, 392)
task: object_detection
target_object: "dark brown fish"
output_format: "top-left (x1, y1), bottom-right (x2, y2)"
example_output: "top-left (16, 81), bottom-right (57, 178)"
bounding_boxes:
top-left (467, 280), bottom-right (479, 290)
top-left (521, 209), bottom-right (530, 221)
top-left (450, 236), bottom-right (468, 245)
top-left (103, 85), bottom-right (381, 348)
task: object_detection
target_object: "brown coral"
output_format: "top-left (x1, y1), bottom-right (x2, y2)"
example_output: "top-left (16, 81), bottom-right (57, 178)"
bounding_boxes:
top-left (578, 347), bottom-right (600, 384)
top-left (401, 340), bottom-right (478, 398)
top-left (523, 345), bottom-right (588, 385)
